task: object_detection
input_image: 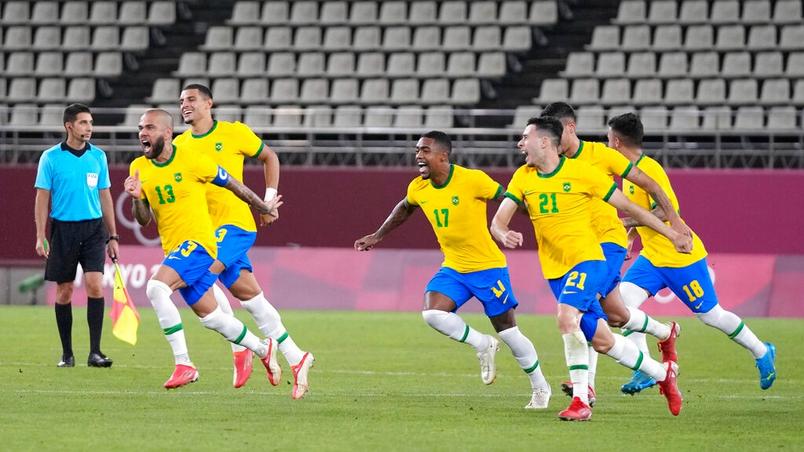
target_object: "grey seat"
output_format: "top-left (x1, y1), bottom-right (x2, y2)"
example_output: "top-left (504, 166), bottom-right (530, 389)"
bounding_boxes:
top-left (640, 106), bottom-right (668, 131)
top-left (600, 78), bottom-right (631, 105)
top-left (721, 52), bottom-right (751, 78)
top-left (379, 1), bottom-right (407, 25)
top-left (502, 26), bottom-right (531, 52)
top-left (38, 78), bottom-right (67, 102)
top-left (92, 26), bottom-right (123, 51)
top-left (267, 52), bottom-right (296, 77)
top-left (2, 2), bottom-right (30, 25)
top-left (653, 25), bottom-right (682, 50)
top-left (384, 26), bottom-right (412, 51)
top-left (766, 106), bottom-right (797, 129)
top-left (7, 78), bottom-right (36, 102)
top-left (443, 26), bottom-right (471, 51)
top-left (779, 25), bottom-right (804, 50)
top-left (424, 105), bottom-right (454, 128)
top-left (237, 52), bottom-right (267, 78)
top-left (214, 105), bottom-right (241, 122)
top-left (390, 79), bottom-right (420, 104)
top-left (710, 0), bottom-right (739, 24)
top-left (330, 79), bottom-right (359, 103)
top-left (121, 104), bottom-right (151, 126)
top-left (715, 25), bottom-right (745, 51)
top-left (357, 53), bottom-right (385, 77)
top-left (633, 79), bottom-right (662, 105)
top-left (363, 106), bottom-right (394, 127)
top-left (228, 1), bottom-right (260, 25)
top-left (613, 0), bottom-right (645, 24)
top-left (794, 80), bottom-right (804, 104)
top-left (747, 25), bottom-right (776, 50)
top-left (697, 79), bottom-right (726, 105)
top-left (576, 106), bottom-right (605, 132)
top-left (6, 52), bottom-right (34, 76)
top-left (669, 106), bottom-right (700, 130)
top-left (409, 1), bottom-right (437, 24)
top-left (300, 78), bottom-right (329, 104)
top-left (754, 51), bottom-right (783, 77)
top-left (588, 26), bottom-right (620, 51)
top-left (350, 1), bottom-right (378, 24)
top-left (67, 78), bottom-right (95, 103)
top-left (323, 26), bottom-right (352, 51)
top-left (297, 52), bottom-right (325, 77)
top-left (40, 103), bottom-right (65, 126)
top-left (664, 79), bottom-right (694, 105)
top-left (320, 1), bottom-right (348, 24)
top-left (393, 105), bottom-right (424, 128)
top-left (234, 26), bottom-right (264, 50)
top-left (240, 78), bottom-right (269, 104)
top-left (733, 106), bottom-right (765, 130)
top-left (448, 52), bottom-right (477, 77)
top-left (290, 1), bottom-right (319, 25)
top-left (304, 105), bottom-right (333, 128)
top-left (451, 79), bottom-right (480, 105)
top-left (272, 105), bottom-right (304, 127)
top-left (3, 26), bottom-right (32, 50)
top-left (353, 26), bottom-right (381, 51)
top-left (119, 1), bottom-right (147, 25)
top-left (647, 1), bottom-right (677, 24)
top-left (63, 26), bottom-right (91, 50)
top-left (261, 1), bottom-right (289, 25)
top-left (742, 1), bottom-right (771, 24)
top-left (685, 25), bottom-right (714, 50)
top-left (10, 103), bottom-right (39, 125)
top-left (439, 1), bottom-right (467, 25)
top-left (264, 27), bottom-right (292, 51)
top-left (473, 26), bottom-right (502, 51)
top-left (511, 105), bottom-right (542, 128)
top-left (89, 2), bottom-right (120, 25)
top-left (65, 52), bottom-right (93, 76)
top-left (33, 26), bottom-right (61, 50)
top-left (656, 52), bottom-right (687, 78)
top-left (726, 79), bottom-right (758, 105)
top-left (529, 0), bottom-right (558, 25)
top-left (174, 52), bottom-right (206, 77)
top-left (420, 79), bottom-right (450, 104)
top-left (417, 52), bottom-right (446, 77)
top-left (774, 0), bottom-right (803, 24)
top-left (596, 52), bottom-right (626, 77)
top-left (62, 1), bottom-right (89, 24)
top-left (701, 106), bottom-right (732, 129)
top-left (413, 27), bottom-right (441, 51)
top-left (537, 79), bottom-right (569, 104)
top-left (499, 1), bottom-right (528, 25)
top-left (759, 79), bottom-right (790, 105)
top-left (469, 1), bottom-right (497, 24)
top-left (786, 52), bottom-right (804, 76)
top-left (689, 52), bottom-right (719, 77)
top-left (208, 52), bottom-right (236, 77)
top-left (569, 79), bottom-right (599, 105)
top-left (244, 106), bottom-right (273, 128)
top-left (210, 78), bottom-right (240, 103)
top-left (35, 52), bottom-right (63, 77)
top-left (31, 1), bottom-right (59, 24)
top-left (360, 79), bottom-right (389, 104)
top-left (327, 53), bottom-right (355, 77)
top-left (295, 26), bottom-right (323, 50)
top-left (269, 79), bottom-right (299, 103)
top-left (201, 27), bottom-right (233, 51)
top-left (678, 0), bottom-right (708, 24)
top-left (387, 53), bottom-right (415, 77)
top-left (622, 25), bottom-right (651, 50)
top-left (561, 52), bottom-right (594, 77)
top-left (333, 105), bottom-right (362, 127)
top-left (478, 52), bottom-right (506, 78)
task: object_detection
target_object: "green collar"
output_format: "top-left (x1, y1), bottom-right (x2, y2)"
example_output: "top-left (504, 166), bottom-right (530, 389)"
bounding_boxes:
top-left (431, 164), bottom-right (454, 189)
top-left (191, 120), bottom-right (217, 139)
top-left (634, 153), bottom-right (645, 167)
top-left (538, 156), bottom-right (566, 178)
top-left (569, 140), bottom-right (584, 159)
top-left (151, 144), bottom-right (177, 167)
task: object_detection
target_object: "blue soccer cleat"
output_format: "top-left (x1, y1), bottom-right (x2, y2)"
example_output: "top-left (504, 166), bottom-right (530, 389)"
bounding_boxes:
top-left (756, 342), bottom-right (777, 390)
top-left (620, 370), bottom-right (657, 395)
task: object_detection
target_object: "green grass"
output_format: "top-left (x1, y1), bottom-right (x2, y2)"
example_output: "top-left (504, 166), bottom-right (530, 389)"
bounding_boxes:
top-left (1, 307), bottom-right (802, 451)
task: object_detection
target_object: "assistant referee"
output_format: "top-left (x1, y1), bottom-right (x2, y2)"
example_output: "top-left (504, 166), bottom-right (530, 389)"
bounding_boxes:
top-left (34, 103), bottom-right (119, 368)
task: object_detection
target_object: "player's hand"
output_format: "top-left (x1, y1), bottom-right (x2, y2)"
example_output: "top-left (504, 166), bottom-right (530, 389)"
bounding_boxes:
top-left (257, 194), bottom-right (283, 217)
top-left (259, 209), bottom-right (279, 227)
top-left (670, 217), bottom-right (693, 238)
top-left (355, 234), bottom-right (380, 251)
top-left (671, 232), bottom-right (693, 254)
top-left (501, 230), bottom-right (524, 249)
top-left (35, 237), bottom-right (49, 258)
top-left (107, 240), bottom-right (119, 262)
top-left (124, 170), bottom-right (142, 199)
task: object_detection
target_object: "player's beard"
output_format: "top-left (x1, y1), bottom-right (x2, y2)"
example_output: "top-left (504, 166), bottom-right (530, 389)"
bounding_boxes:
top-left (144, 136), bottom-right (166, 160)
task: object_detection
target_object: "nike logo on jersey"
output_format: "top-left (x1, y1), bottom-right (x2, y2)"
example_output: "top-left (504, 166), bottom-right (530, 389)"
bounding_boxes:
top-left (501, 293), bottom-right (510, 304)
top-left (562, 290), bottom-right (578, 295)
top-left (167, 255), bottom-right (181, 260)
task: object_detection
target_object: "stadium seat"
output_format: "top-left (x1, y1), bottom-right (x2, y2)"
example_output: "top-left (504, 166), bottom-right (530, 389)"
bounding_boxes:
top-left (733, 106), bottom-right (764, 130)
top-left (243, 106), bottom-right (272, 127)
top-left (211, 78), bottom-right (240, 104)
top-left (3, 26), bottom-right (32, 50)
top-left (67, 78), bottom-right (95, 103)
top-left (320, 1), bottom-right (348, 25)
top-left (290, 1), bottom-right (319, 25)
top-left (653, 25), bottom-right (682, 50)
top-left (330, 79), bottom-right (359, 104)
top-left (576, 105), bottom-right (605, 132)
top-left (360, 79), bottom-right (389, 104)
top-left (443, 26), bottom-right (471, 51)
top-left (6, 52), bottom-right (34, 76)
top-left (327, 53), bottom-right (356, 77)
top-left (669, 105), bottom-right (700, 130)
top-left (228, 1), bottom-right (260, 25)
top-left (742, 0), bottom-right (771, 24)
top-left (295, 26), bottom-right (323, 50)
top-left (267, 52), bottom-right (296, 77)
top-left (0, 104), bottom-right (8, 125)
top-left (62, 2), bottom-right (89, 24)
top-left (119, 1), bottom-right (147, 25)
top-left (264, 27), bottom-right (293, 51)
top-left (35, 52), bottom-right (63, 77)
top-left (37, 78), bottom-right (66, 102)
top-left (529, 0), bottom-right (558, 25)
top-left (121, 104), bottom-right (150, 126)
top-left (716, 25), bottom-right (745, 51)
top-left (685, 25), bottom-right (714, 50)
top-left (786, 52), bottom-right (804, 76)
top-left (39, 103), bottom-right (64, 126)
top-left (364, 106), bottom-right (394, 127)
top-left (452, 79), bottom-right (480, 105)
top-left (766, 106), bottom-right (797, 129)
top-left (2, 2), bottom-right (30, 25)
top-left (234, 27), bottom-right (264, 51)
top-left (697, 79), bottom-right (727, 105)
top-left (409, 1), bottom-right (437, 24)
top-left (613, 0), bottom-right (645, 24)
top-left (469, 1), bottom-right (497, 24)
top-left (65, 52), bottom-right (93, 76)
top-left (33, 26), bottom-right (61, 51)
top-left (536, 79), bottom-right (568, 104)
top-left (387, 53), bottom-right (415, 77)
top-left (499, 1), bottom-right (528, 25)
top-left (323, 27), bottom-right (352, 51)
top-left (759, 79), bottom-right (790, 105)
top-left (774, 0), bottom-right (803, 24)
top-left (272, 105), bottom-right (304, 127)
top-left (421, 79), bottom-right (450, 104)
top-left (237, 52), bottom-right (267, 78)
top-left (710, 0), bottom-right (740, 24)
top-left (689, 51), bottom-right (719, 77)
top-left (424, 105), bottom-right (454, 128)
top-left (502, 26), bottom-right (532, 52)
top-left (417, 52), bottom-right (446, 77)
top-left (393, 105), bottom-right (424, 128)
top-left (596, 52), bottom-right (626, 77)
top-left (7, 78), bottom-right (36, 102)
top-left (606, 105), bottom-right (635, 122)
top-left (333, 105), bottom-right (363, 127)
top-left (94, 52), bottom-right (123, 77)
top-left (357, 53), bottom-right (385, 77)
top-left (561, 52), bottom-right (594, 78)
top-left (448, 52), bottom-right (477, 77)
top-left (665, 79), bottom-right (694, 105)
top-left (601, 79), bottom-right (630, 106)
top-left (121, 26), bottom-right (149, 51)
top-left (240, 78), bottom-right (269, 104)
top-left (473, 26), bottom-right (502, 52)
top-left (350, 1), bottom-right (378, 25)
top-left (10, 103), bottom-right (38, 125)
top-left (201, 27), bottom-right (233, 51)
top-left (62, 26), bottom-right (91, 51)
top-left (754, 51), bottom-right (783, 77)
top-left (701, 106), bottom-right (732, 129)
top-left (174, 52), bottom-right (206, 77)
top-left (304, 105), bottom-right (333, 128)
top-left (379, 1), bottom-right (407, 25)
top-left (747, 25), bottom-right (777, 50)
top-left (779, 25), bottom-right (804, 49)
top-left (793, 80), bottom-right (804, 104)
top-left (353, 26), bottom-right (382, 51)
top-left (208, 52), bottom-right (236, 77)
top-left (146, 79), bottom-right (180, 103)
top-left (390, 79), bottom-right (420, 104)
top-left (726, 79), bottom-right (758, 105)
top-left (478, 52), bottom-right (506, 78)
top-left (647, 1), bottom-right (677, 24)
top-left (633, 79), bottom-right (662, 105)
top-left (297, 53), bottom-right (325, 77)
top-left (89, 2), bottom-right (118, 24)
top-left (721, 52), bottom-right (751, 78)
top-left (384, 26), bottom-right (412, 51)
top-left (656, 52), bottom-right (687, 78)
top-left (570, 79), bottom-right (599, 105)
top-left (214, 105), bottom-right (241, 122)
top-left (261, 1), bottom-right (289, 24)
top-left (678, 0), bottom-right (708, 24)
top-left (440, 1), bottom-right (468, 25)
top-left (640, 106), bottom-right (668, 131)
top-left (412, 26), bottom-right (441, 51)
top-left (588, 26), bottom-right (620, 51)
top-left (30, 1), bottom-right (59, 24)
top-left (622, 25), bottom-right (651, 50)
top-left (269, 79), bottom-right (299, 103)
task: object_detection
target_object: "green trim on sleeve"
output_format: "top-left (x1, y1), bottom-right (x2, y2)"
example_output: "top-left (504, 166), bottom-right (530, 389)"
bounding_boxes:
top-left (650, 201), bottom-right (657, 209)
top-left (504, 192), bottom-right (523, 205)
top-left (252, 142), bottom-right (265, 158)
top-left (602, 182), bottom-right (617, 202)
top-left (191, 120), bottom-right (218, 139)
top-left (620, 161), bottom-right (633, 178)
top-left (492, 184), bottom-right (504, 200)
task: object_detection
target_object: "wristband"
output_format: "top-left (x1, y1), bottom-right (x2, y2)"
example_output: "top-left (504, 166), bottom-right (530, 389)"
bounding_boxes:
top-left (264, 187), bottom-right (278, 201)
top-left (106, 235), bottom-right (120, 244)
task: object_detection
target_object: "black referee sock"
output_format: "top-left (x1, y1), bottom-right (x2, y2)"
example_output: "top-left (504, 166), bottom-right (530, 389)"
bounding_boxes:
top-left (55, 303), bottom-right (73, 357)
top-left (87, 297), bottom-right (105, 354)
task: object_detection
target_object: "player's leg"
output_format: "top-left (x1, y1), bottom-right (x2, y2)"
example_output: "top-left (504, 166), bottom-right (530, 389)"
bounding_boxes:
top-left (80, 221), bottom-right (112, 367)
top-left (45, 220), bottom-right (78, 367)
top-left (618, 281), bottom-right (658, 394)
top-left (422, 268), bottom-right (499, 383)
top-left (666, 259), bottom-right (776, 390)
top-left (54, 282), bottom-right (75, 367)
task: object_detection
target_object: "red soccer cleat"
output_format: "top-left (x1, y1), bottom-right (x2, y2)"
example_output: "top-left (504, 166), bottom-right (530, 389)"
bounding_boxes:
top-left (559, 381), bottom-right (597, 407)
top-left (232, 349), bottom-right (254, 388)
top-left (657, 321), bottom-right (681, 363)
top-left (291, 352), bottom-right (315, 400)
top-left (164, 363), bottom-right (199, 389)
top-left (558, 397), bottom-right (592, 421)
top-left (657, 361), bottom-right (683, 416)
top-left (260, 338), bottom-right (282, 386)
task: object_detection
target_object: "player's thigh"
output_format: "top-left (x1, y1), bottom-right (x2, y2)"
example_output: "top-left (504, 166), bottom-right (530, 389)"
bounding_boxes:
top-left (600, 288), bottom-right (630, 327)
top-left (549, 261), bottom-right (609, 335)
top-left (621, 255), bottom-right (666, 297)
top-left (162, 241), bottom-right (217, 304)
top-left (600, 242), bottom-right (627, 297)
top-left (424, 268), bottom-right (472, 312)
top-left (663, 258), bottom-right (718, 314)
top-left (465, 267), bottom-right (519, 319)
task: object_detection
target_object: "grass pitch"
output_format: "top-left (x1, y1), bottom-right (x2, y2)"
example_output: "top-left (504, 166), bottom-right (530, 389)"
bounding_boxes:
top-left (1, 306), bottom-right (802, 451)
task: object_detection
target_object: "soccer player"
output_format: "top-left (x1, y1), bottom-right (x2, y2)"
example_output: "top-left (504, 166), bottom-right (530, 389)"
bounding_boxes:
top-left (124, 109), bottom-right (283, 389)
top-left (491, 117), bottom-right (689, 420)
top-left (354, 131), bottom-right (552, 409)
top-left (174, 84), bottom-right (313, 398)
top-left (540, 102), bottom-right (688, 402)
top-left (606, 112), bottom-right (777, 392)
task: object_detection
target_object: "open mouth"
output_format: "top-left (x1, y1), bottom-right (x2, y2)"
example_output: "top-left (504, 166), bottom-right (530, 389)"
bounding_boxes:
top-left (141, 140), bottom-right (152, 152)
top-left (417, 161), bottom-right (428, 175)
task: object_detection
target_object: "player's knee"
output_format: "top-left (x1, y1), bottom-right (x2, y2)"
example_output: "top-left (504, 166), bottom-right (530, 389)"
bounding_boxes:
top-left (591, 335), bottom-right (613, 354)
top-left (606, 313), bottom-right (628, 328)
top-left (556, 315), bottom-right (577, 334)
top-left (696, 303), bottom-right (722, 326)
top-left (146, 279), bottom-right (172, 301)
top-left (55, 283), bottom-right (73, 303)
top-left (619, 282), bottom-right (649, 308)
top-left (422, 309), bottom-right (448, 328)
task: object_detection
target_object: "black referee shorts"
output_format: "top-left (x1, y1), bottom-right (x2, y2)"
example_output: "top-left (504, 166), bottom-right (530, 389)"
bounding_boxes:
top-left (45, 218), bottom-right (107, 283)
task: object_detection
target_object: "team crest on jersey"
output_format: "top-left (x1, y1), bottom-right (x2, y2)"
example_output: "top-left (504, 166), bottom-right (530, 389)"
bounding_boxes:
top-left (215, 142), bottom-right (223, 151)
top-left (174, 172), bottom-right (183, 182)
top-left (629, 185), bottom-right (635, 194)
top-left (563, 182), bottom-right (571, 192)
top-left (451, 195), bottom-right (460, 206)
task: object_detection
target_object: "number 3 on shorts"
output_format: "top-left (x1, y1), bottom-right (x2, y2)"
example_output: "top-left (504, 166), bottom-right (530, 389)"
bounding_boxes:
top-left (180, 241), bottom-right (198, 257)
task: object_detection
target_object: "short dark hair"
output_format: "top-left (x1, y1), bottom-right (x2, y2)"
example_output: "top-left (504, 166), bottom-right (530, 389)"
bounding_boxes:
top-left (63, 103), bottom-right (91, 124)
top-left (608, 112), bottom-right (644, 147)
top-left (540, 102), bottom-right (577, 122)
top-left (526, 116), bottom-right (563, 147)
top-left (420, 130), bottom-right (452, 154)
top-left (182, 83), bottom-right (213, 100)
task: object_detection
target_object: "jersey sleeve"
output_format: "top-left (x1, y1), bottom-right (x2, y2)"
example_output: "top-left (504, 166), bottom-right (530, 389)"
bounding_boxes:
top-left (503, 167), bottom-right (526, 205)
top-left (34, 152), bottom-right (52, 190)
top-left (585, 163), bottom-right (618, 202)
top-left (234, 122), bottom-right (265, 158)
top-left (191, 153), bottom-right (221, 184)
top-left (474, 170), bottom-right (504, 201)
top-left (98, 149), bottom-right (111, 190)
top-left (405, 179), bottom-right (419, 206)
top-left (601, 145), bottom-right (634, 177)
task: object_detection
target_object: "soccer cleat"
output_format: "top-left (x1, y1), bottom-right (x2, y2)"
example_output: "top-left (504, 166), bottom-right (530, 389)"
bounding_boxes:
top-left (291, 352), bottom-right (315, 400)
top-left (620, 370), bottom-right (657, 395)
top-left (525, 385), bottom-right (551, 410)
top-left (755, 342), bottom-right (777, 390)
top-left (87, 352), bottom-right (113, 368)
top-left (232, 349), bottom-right (254, 388)
top-left (164, 363), bottom-right (199, 389)
top-left (657, 361), bottom-right (683, 416)
top-left (477, 336), bottom-right (500, 385)
top-left (558, 397), bottom-right (592, 421)
top-left (259, 338), bottom-right (282, 386)
top-left (657, 321), bottom-right (681, 363)
top-left (57, 354), bottom-right (75, 368)
top-left (559, 381), bottom-right (596, 407)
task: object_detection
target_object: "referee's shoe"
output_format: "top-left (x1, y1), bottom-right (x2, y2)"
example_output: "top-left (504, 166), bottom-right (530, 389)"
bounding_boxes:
top-left (87, 352), bottom-right (113, 368)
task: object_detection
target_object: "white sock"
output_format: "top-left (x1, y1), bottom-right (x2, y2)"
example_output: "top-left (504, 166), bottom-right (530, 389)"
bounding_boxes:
top-left (624, 330), bottom-right (650, 353)
top-left (697, 305), bottom-right (767, 358)
top-left (146, 279), bottom-right (191, 365)
top-left (623, 305), bottom-right (671, 340)
top-left (619, 282), bottom-right (652, 354)
top-left (587, 345), bottom-right (598, 390)
top-left (562, 330), bottom-right (589, 404)
top-left (422, 310), bottom-right (489, 352)
top-left (498, 326), bottom-right (547, 390)
top-left (199, 307), bottom-right (267, 358)
top-left (241, 291), bottom-right (305, 365)
top-left (606, 334), bottom-right (666, 381)
top-left (212, 284), bottom-right (246, 353)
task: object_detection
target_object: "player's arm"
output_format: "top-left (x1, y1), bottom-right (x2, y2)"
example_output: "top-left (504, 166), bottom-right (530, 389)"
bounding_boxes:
top-left (354, 198), bottom-right (418, 251)
top-left (124, 169), bottom-right (152, 226)
top-left (621, 205), bottom-right (666, 228)
top-left (99, 188), bottom-right (119, 261)
top-left (623, 165), bottom-right (691, 237)
top-left (490, 198), bottom-right (524, 249)
top-left (34, 188), bottom-right (50, 258)
top-left (607, 189), bottom-right (692, 253)
top-left (219, 174), bottom-right (282, 216)
top-left (256, 144), bottom-right (281, 226)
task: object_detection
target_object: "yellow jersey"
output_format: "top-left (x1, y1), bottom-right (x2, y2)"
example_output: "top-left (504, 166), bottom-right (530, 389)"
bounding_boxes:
top-left (505, 157), bottom-right (616, 279)
top-left (406, 164), bottom-right (507, 273)
top-left (624, 155), bottom-right (707, 267)
top-left (174, 120), bottom-right (265, 232)
top-left (129, 144), bottom-right (220, 258)
top-left (569, 140), bottom-right (634, 248)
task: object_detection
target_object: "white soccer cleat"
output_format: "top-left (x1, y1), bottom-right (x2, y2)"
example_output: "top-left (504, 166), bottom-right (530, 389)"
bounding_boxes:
top-left (477, 335), bottom-right (500, 385)
top-left (525, 385), bottom-right (552, 410)
top-left (291, 352), bottom-right (315, 400)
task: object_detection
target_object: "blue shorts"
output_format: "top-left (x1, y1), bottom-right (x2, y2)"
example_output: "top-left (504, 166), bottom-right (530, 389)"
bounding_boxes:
top-left (601, 242), bottom-right (627, 296)
top-left (548, 260), bottom-right (609, 341)
top-left (425, 267), bottom-right (519, 318)
top-left (215, 225), bottom-right (257, 288)
top-left (623, 256), bottom-right (718, 314)
top-left (162, 240), bottom-right (218, 305)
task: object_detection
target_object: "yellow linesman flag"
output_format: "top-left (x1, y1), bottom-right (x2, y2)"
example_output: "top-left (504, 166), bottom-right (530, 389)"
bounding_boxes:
top-left (111, 262), bottom-right (140, 345)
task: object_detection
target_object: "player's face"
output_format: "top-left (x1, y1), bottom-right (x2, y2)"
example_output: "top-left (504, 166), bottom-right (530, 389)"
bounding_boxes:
top-left (518, 125), bottom-right (541, 166)
top-left (179, 89), bottom-right (212, 125)
top-left (415, 137), bottom-right (446, 180)
top-left (557, 118), bottom-right (576, 154)
top-left (65, 112), bottom-right (93, 144)
top-left (138, 113), bottom-right (170, 160)
top-left (606, 128), bottom-right (621, 152)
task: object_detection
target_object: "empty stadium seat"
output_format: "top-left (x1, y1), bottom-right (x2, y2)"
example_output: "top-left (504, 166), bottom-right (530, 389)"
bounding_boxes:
top-left (653, 25), bottom-right (682, 50)
top-left (333, 105), bottom-right (362, 127)
top-left (469, 1), bottom-right (497, 24)
top-left (685, 25), bottom-right (714, 50)
top-left (350, 1), bottom-right (378, 25)
top-left (570, 79), bottom-right (599, 105)
top-left (31, 2), bottom-right (59, 24)
top-left (323, 26), bottom-right (352, 51)
top-left (121, 26), bottom-right (149, 51)
top-left (721, 52), bottom-right (751, 77)
top-left (304, 105), bottom-right (334, 128)
top-left (272, 105), bottom-right (304, 127)
top-left (67, 78), bottom-right (95, 102)
top-left (726, 79), bottom-right (758, 105)
top-left (35, 52), bottom-right (63, 77)
top-left (657, 52), bottom-right (687, 78)
top-left (779, 25), bottom-right (804, 49)
top-left (208, 52), bottom-right (236, 77)
top-left (4, 26), bottom-right (32, 50)
top-left (364, 106), bottom-right (394, 127)
top-left (669, 106), bottom-right (700, 130)
top-left (633, 79), bottom-right (662, 105)
top-left (65, 52), bottom-right (93, 76)
top-left (390, 79), bottom-right (419, 104)
top-left (6, 52), bottom-right (34, 76)
top-left (146, 79), bottom-right (180, 103)
top-left (33, 26), bottom-right (61, 51)
top-left (297, 53), bottom-right (325, 77)
top-left (357, 53), bottom-right (385, 77)
top-left (353, 26), bottom-right (382, 50)
top-left (320, 1), bottom-right (348, 24)
top-left (261, 1), bottom-right (289, 25)
top-left (413, 26), bottom-right (441, 51)
top-left (38, 78), bottom-right (66, 102)
top-left (409, 1), bottom-right (437, 24)
top-left (379, 1), bottom-right (407, 25)
top-left (228, 1), bottom-right (260, 25)
top-left (715, 25), bottom-right (745, 51)
top-left (640, 106), bottom-right (668, 131)
top-left (665, 79), bottom-right (694, 105)
top-left (678, 0), bottom-right (708, 24)
top-left (62, 1), bottom-right (89, 24)
top-left (300, 78), bottom-right (330, 104)
top-left (7, 78), bottom-right (36, 102)
top-left (754, 51), bottom-right (783, 77)
top-left (234, 27), bottom-right (263, 51)
top-left (89, 1), bottom-right (118, 24)
top-left (742, 0), bottom-right (771, 24)
top-left (759, 79), bottom-right (790, 105)
top-left (697, 79), bottom-right (727, 105)
top-left (290, 1), bottom-right (319, 25)
top-left (330, 79), bottom-right (359, 103)
top-left (622, 25), bottom-right (651, 50)
top-left (439, 1), bottom-right (467, 25)
top-left (647, 1), bottom-right (677, 24)
top-left (786, 52), bottom-right (804, 76)
top-left (360, 79), bottom-right (389, 104)
top-left (119, 1), bottom-right (147, 25)
top-left (499, 1), bottom-right (528, 25)
top-left (327, 53), bottom-right (356, 77)
top-left (452, 79), bottom-right (480, 105)
top-left (264, 27), bottom-right (293, 51)
top-left (614, 0), bottom-right (645, 24)
top-left (478, 52), bottom-right (506, 77)
top-left (588, 26), bottom-right (619, 50)
top-left (295, 26), bottom-right (323, 50)
top-left (747, 25), bottom-right (776, 50)
top-left (269, 79), bottom-right (299, 103)
top-left (201, 27), bottom-right (233, 51)
top-left (576, 105), bottom-right (605, 131)
top-left (267, 52), bottom-right (296, 77)
top-left (733, 106), bottom-right (764, 130)
top-left (62, 26), bottom-right (90, 50)
top-left (448, 52), bottom-right (477, 77)
top-left (473, 26), bottom-right (502, 52)
top-left (442, 26), bottom-right (471, 51)
top-left (502, 26), bottom-right (531, 52)
top-left (2, 2), bottom-right (30, 25)
top-left (384, 26), bottom-right (412, 51)
top-left (387, 53), bottom-right (415, 77)
top-left (240, 78), bottom-right (269, 104)
top-left (530, 0), bottom-right (558, 25)
top-left (774, 0), bottom-right (803, 24)
top-left (237, 52), bottom-right (267, 78)
top-left (417, 52), bottom-right (446, 77)
top-left (710, 0), bottom-right (739, 24)
top-left (596, 52), bottom-right (625, 77)
top-left (767, 106), bottom-right (797, 129)
top-left (211, 78), bottom-right (240, 103)
top-left (421, 79), bottom-right (450, 104)
top-left (425, 105), bottom-right (454, 128)
top-left (561, 53), bottom-right (594, 77)
top-left (213, 105), bottom-right (241, 122)
top-left (10, 103), bottom-right (39, 125)
top-left (701, 106), bottom-right (732, 129)
top-left (689, 51), bottom-right (719, 77)
top-left (39, 103), bottom-right (64, 126)
top-left (393, 105), bottom-right (424, 128)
